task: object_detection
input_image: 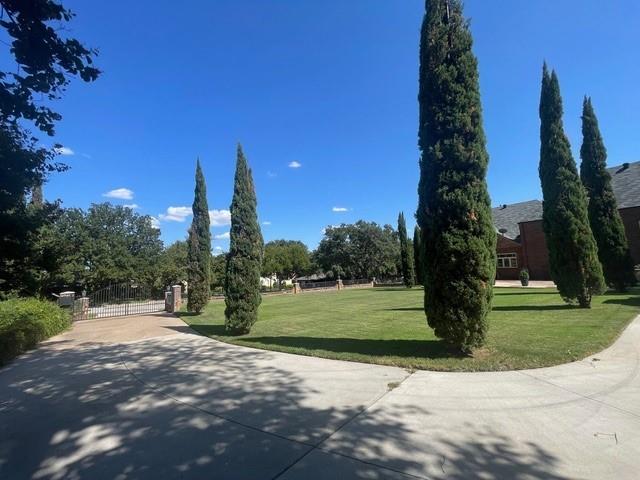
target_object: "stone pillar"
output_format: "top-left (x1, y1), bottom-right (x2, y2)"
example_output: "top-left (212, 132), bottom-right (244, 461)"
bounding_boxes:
top-left (164, 290), bottom-right (172, 312)
top-left (76, 297), bottom-right (89, 321)
top-left (165, 285), bottom-right (183, 313)
top-left (172, 285), bottom-right (182, 312)
top-left (293, 282), bottom-right (301, 294)
top-left (337, 279), bottom-right (344, 291)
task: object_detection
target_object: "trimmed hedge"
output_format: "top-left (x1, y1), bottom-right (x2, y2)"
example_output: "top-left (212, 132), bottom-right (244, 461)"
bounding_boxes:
top-left (0, 298), bottom-right (71, 366)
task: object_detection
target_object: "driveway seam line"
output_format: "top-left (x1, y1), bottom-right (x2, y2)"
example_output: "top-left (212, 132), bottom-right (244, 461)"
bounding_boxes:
top-left (120, 352), bottom-right (425, 479)
top-left (118, 351), bottom-right (315, 447)
top-left (270, 370), bottom-right (422, 480)
top-left (516, 370), bottom-right (640, 420)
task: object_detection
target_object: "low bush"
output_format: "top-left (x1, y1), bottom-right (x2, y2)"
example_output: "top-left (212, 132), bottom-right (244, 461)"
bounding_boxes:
top-left (0, 298), bottom-right (71, 366)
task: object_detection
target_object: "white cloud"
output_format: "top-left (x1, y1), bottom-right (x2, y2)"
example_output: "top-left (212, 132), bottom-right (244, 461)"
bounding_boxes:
top-left (288, 161), bottom-right (301, 169)
top-left (332, 207), bottom-right (348, 212)
top-left (124, 204), bottom-right (139, 209)
top-left (262, 221), bottom-right (272, 226)
top-left (214, 231), bottom-right (230, 240)
top-left (209, 209), bottom-right (231, 227)
top-left (150, 216), bottom-right (160, 229)
top-left (159, 206), bottom-right (192, 222)
top-left (103, 188), bottom-right (134, 200)
top-left (55, 146), bottom-right (75, 156)
top-left (215, 246), bottom-right (223, 251)
top-left (267, 171), bottom-right (277, 178)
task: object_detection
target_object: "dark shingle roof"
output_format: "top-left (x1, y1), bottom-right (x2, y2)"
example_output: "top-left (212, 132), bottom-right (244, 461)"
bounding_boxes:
top-left (492, 161), bottom-right (640, 241)
top-left (609, 161), bottom-right (640, 209)
top-left (492, 200), bottom-right (542, 240)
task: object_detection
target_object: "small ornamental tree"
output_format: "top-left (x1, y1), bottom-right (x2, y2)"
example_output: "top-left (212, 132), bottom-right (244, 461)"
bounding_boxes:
top-left (225, 144), bottom-right (264, 334)
top-left (187, 160), bottom-right (211, 313)
top-left (538, 66), bottom-right (605, 307)
top-left (580, 97), bottom-right (635, 292)
top-left (417, 0), bottom-right (496, 351)
top-left (397, 212), bottom-right (415, 287)
top-left (413, 225), bottom-right (424, 285)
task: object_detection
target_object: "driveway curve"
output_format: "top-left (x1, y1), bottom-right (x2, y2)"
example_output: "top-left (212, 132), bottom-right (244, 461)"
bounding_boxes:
top-left (1, 312), bottom-right (639, 479)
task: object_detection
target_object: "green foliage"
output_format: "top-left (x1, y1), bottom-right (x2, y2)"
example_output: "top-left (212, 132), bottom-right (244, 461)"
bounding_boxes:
top-left (397, 212), bottom-right (415, 287)
top-left (580, 98), bottom-right (635, 292)
top-left (0, 196), bottom-right (62, 297)
top-left (0, 126), bottom-right (64, 296)
top-left (187, 160), bottom-right (212, 313)
top-left (0, 297), bottom-right (71, 366)
top-left (0, 2), bottom-right (98, 298)
top-left (225, 145), bottom-right (264, 334)
top-left (315, 221), bottom-right (400, 280)
top-left (519, 269), bottom-right (530, 286)
top-left (263, 240), bottom-right (312, 282)
top-left (159, 241), bottom-right (188, 290)
top-left (413, 225), bottom-right (424, 285)
top-left (417, 0), bottom-right (496, 351)
top-left (210, 253), bottom-right (227, 292)
top-left (32, 204), bottom-right (163, 293)
top-left (0, 0), bottom-right (100, 136)
top-left (539, 66), bottom-right (605, 307)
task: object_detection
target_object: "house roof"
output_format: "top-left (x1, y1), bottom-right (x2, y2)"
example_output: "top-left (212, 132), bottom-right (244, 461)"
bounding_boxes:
top-left (492, 200), bottom-right (542, 240)
top-left (609, 161), bottom-right (640, 209)
top-left (492, 161), bottom-right (640, 240)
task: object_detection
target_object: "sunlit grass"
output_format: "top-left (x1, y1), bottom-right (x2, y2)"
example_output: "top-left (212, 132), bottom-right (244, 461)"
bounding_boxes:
top-left (181, 287), bottom-right (640, 371)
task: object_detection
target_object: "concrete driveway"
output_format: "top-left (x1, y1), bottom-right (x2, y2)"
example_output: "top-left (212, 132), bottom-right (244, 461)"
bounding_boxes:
top-left (1, 312), bottom-right (639, 479)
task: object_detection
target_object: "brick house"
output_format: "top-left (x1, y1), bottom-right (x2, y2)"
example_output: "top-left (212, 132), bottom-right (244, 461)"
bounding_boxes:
top-left (493, 161), bottom-right (640, 280)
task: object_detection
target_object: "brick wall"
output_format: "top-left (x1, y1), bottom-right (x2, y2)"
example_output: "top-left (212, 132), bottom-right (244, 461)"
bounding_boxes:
top-left (519, 220), bottom-right (551, 280)
top-left (619, 206), bottom-right (640, 265)
top-left (496, 235), bottom-right (523, 280)
top-left (514, 206), bottom-right (640, 279)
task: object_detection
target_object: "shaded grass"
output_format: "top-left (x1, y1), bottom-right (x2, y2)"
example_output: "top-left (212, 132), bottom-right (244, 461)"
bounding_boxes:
top-left (180, 287), bottom-right (640, 372)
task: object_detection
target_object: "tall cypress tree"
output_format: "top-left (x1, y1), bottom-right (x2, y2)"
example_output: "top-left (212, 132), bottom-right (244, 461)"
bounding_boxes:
top-left (580, 97), bottom-right (635, 292)
top-left (417, 0), bottom-right (496, 351)
top-left (539, 66), bottom-right (605, 307)
top-left (397, 212), bottom-right (415, 288)
top-left (413, 225), bottom-right (424, 285)
top-left (187, 159), bottom-right (211, 313)
top-left (225, 144), bottom-right (264, 334)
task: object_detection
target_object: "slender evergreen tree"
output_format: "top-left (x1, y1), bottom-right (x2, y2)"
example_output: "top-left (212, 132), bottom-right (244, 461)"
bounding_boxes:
top-left (417, 0), bottom-right (496, 351)
top-left (413, 225), bottom-right (424, 285)
top-left (225, 144), bottom-right (264, 334)
top-left (538, 66), bottom-right (605, 307)
top-left (187, 159), bottom-right (211, 313)
top-left (397, 212), bottom-right (415, 288)
top-left (580, 97), bottom-right (635, 292)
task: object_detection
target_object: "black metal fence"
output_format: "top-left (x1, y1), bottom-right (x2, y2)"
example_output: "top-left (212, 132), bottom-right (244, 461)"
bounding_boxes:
top-left (299, 280), bottom-right (338, 290)
top-left (342, 278), bottom-right (371, 286)
top-left (72, 283), bottom-right (166, 321)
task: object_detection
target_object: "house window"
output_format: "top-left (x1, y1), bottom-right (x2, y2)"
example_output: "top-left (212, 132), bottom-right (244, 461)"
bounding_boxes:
top-left (497, 253), bottom-right (518, 269)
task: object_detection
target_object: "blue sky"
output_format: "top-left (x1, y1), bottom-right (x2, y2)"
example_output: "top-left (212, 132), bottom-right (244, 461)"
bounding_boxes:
top-left (38, 0), bottom-right (640, 251)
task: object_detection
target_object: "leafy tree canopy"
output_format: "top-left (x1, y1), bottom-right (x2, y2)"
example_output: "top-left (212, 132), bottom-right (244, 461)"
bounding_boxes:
top-left (0, 0), bottom-right (100, 135)
top-left (314, 221), bottom-right (400, 280)
top-left (42, 203), bottom-right (163, 292)
top-left (262, 240), bottom-right (312, 280)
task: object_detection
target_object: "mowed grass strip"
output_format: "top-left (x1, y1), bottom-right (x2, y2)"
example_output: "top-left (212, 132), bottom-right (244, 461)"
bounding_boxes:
top-left (180, 287), bottom-right (640, 371)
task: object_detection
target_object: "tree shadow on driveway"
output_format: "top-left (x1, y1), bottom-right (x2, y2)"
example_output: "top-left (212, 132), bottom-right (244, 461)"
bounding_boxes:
top-left (0, 333), bottom-right (567, 479)
top-left (241, 336), bottom-right (466, 360)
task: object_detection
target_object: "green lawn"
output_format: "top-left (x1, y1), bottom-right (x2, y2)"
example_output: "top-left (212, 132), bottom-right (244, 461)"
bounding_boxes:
top-left (180, 287), bottom-right (640, 371)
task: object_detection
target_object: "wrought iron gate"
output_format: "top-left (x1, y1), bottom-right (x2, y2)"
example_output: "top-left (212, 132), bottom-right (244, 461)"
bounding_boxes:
top-left (73, 283), bottom-right (166, 321)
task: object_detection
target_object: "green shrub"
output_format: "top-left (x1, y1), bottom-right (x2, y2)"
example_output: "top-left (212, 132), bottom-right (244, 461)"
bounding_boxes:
top-left (519, 269), bottom-right (530, 286)
top-left (0, 298), bottom-right (71, 366)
